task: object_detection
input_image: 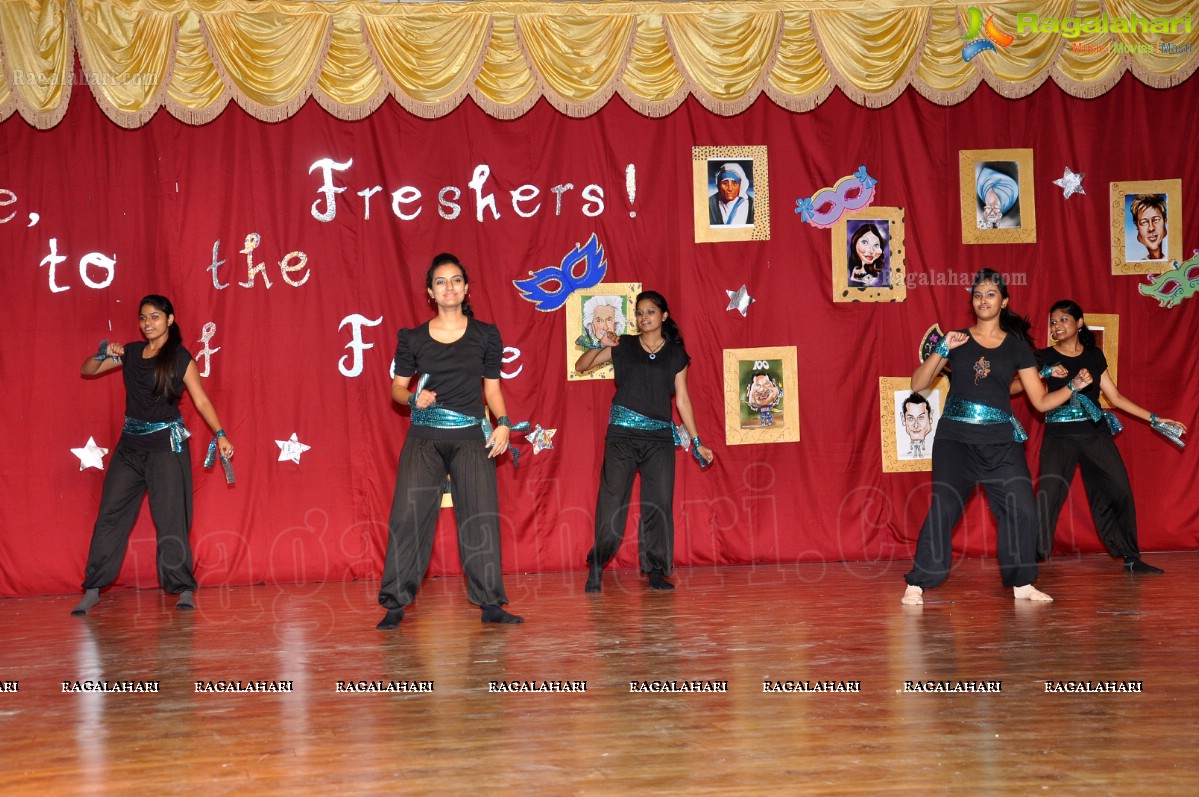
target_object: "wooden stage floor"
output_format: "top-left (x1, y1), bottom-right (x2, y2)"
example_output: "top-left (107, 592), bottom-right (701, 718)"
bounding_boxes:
top-left (2, 553), bottom-right (1198, 796)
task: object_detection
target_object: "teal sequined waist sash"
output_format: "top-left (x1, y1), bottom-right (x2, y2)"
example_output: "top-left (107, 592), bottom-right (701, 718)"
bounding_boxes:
top-left (942, 397), bottom-right (1028, 443)
top-left (409, 375), bottom-right (530, 464)
top-left (609, 404), bottom-right (687, 447)
top-left (122, 416), bottom-right (190, 453)
top-left (1045, 392), bottom-right (1123, 435)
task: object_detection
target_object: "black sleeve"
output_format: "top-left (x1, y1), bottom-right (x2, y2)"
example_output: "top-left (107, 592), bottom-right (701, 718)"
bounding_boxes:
top-left (673, 340), bottom-right (691, 375)
top-left (482, 323), bottom-right (503, 380)
top-left (393, 328), bottom-right (417, 377)
top-left (1013, 339), bottom-right (1036, 371)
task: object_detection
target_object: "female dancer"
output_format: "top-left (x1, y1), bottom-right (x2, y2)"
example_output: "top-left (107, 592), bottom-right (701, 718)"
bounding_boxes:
top-left (1036, 299), bottom-right (1186, 572)
top-left (72, 295), bottom-right (234, 615)
top-left (902, 270), bottom-right (1091, 605)
top-left (377, 253), bottom-right (523, 629)
top-left (575, 290), bottom-right (714, 593)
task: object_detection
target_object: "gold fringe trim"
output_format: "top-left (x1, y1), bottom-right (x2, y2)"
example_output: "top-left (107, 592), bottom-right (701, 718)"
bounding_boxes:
top-left (164, 94), bottom-right (229, 127)
top-left (68, 2), bottom-right (178, 130)
top-left (908, 74), bottom-right (980, 108)
top-left (510, 12), bottom-right (632, 120)
top-left (2, 0), bottom-right (72, 131)
top-left (862, 9), bottom-right (932, 109)
top-left (470, 88), bottom-right (541, 121)
top-left (312, 84), bottom-right (388, 123)
top-left (359, 13), bottom-right (491, 121)
top-left (615, 86), bottom-right (689, 119)
top-left (659, 9), bottom-right (785, 118)
top-left (0, 1), bottom-right (1195, 127)
top-left (197, 11), bottom-right (333, 124)
top-left (808, 9), bottom-right (932, 110)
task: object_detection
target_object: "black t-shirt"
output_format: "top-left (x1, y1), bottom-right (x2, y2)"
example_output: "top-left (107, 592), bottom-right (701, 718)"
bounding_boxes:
top-left (608, 334), bottom-right (690, 441)
top-left (938, 330), bottom-right (1035, 444)
top-left (120, 341), bottom-right (193, 452)
top-left (393, 318), bottom-right (503, 440)
top-left (1036, 344), bottom-right (1108, 436)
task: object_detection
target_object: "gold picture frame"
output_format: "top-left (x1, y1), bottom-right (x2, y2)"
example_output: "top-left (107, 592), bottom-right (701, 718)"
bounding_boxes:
top-left (1109, 180), bottom-right (1182, 275)
top-left (1044, 312), bottom-right (1118, 408)
top-left (693, 145), bottom-right (770, 244)
top-left (959, 148), bottom-right (1036, 244)
top-left (723, 346), bottom-right (799, 446)
top-left (879, 376), bottom-right (948, 473)
top-left (565, 282), bottom-right (641, 381)
top-left (832, 207), bottom-right (907, 303)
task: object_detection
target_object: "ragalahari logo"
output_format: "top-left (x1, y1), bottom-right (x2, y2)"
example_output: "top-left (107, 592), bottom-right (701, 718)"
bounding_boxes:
top-left (961, 7), bottom-right (1015, 61)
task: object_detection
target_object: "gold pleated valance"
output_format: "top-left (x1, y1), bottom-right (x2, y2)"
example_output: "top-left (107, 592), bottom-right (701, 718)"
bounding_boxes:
top-left (1, 0), bottom-right (1195, 128)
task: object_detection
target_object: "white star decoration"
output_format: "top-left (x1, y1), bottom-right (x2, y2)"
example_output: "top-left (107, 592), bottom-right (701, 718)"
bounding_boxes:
top-left (726, 284), bottom-right (756, 317)
top-left (276, 433), bottom-right (312, 464)
top-left (72, 437), bottom-right (109, 470)
top-left (1053, 167), bottom-right (1085, 199)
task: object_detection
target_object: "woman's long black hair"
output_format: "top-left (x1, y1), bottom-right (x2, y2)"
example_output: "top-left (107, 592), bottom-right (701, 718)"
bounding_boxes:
top-left (1048, 299), bottom-right (1096, 347)
top-left (636, 290), bottom-right (683, 346)
top-left (971, 268), bottom-right (1032, 346)
top-left (139, 294), bottom-right (184, 403)
top-left (426, 252), bottom-right (474, 317)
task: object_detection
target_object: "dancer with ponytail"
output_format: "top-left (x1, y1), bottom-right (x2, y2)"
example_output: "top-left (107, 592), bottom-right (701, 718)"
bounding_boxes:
top-left (72, 295), bottom-right (234, 615)
top-left (575, 290), bottom-right (714, 593)
top-left (1035, 299), bottom-right (1186, 572)
top-left (376, 253), bottom-right (523, 629)
top-left (902, 270), bottom-right (1091, 605)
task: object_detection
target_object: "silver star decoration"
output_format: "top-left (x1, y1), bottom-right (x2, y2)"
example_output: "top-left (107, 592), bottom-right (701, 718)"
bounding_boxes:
top-left (525, 425), bottom-right (557, 454)
top-left (725, 284), bottom-right (756, 317)
top-left (1053, 167), bottom-right (1085, 199)
top-left (276, 433), bottom-right (312, 464)
top-left (72, 437), bottom-right (109, 470)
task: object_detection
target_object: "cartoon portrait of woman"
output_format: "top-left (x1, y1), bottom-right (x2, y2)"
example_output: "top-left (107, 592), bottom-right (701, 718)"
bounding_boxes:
top-left (975, 162), bottom-right (1021, 229)
top-left (847, 220), bottom-right (891, 288)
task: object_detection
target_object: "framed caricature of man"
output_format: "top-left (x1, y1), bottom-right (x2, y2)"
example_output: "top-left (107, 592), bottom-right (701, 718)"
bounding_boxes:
top-left (1109, 180), bottom-right (1182, 275)
top-left (565, 283), bottom-right (640, 381)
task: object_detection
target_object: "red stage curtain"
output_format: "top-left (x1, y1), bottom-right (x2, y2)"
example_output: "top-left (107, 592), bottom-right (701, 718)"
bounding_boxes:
top-left (1, 73), bottom-right (1196, 597)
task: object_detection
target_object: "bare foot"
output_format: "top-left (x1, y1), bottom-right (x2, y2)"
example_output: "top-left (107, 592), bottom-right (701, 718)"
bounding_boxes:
top-left (901, 585), bottom-right (924, 605)
top-left (1013, 584), bottom-right (1053, 602)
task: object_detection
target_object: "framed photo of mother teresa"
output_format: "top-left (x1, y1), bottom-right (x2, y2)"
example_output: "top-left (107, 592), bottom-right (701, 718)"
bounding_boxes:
top-left (1109, 180), bottom-right (1182, 275)
top-left (565, 282), bottom-right (641, 381)
top-left (723, 346), bottom-right (799, 445)
top-left (959, 149), bottom-right (1036, 245)
top-left (693, 145), bottom-right (771, 244)
top-left (832, 207), bottom-right (907, 303)
top-left (879, 376), bottom-right (948, 473)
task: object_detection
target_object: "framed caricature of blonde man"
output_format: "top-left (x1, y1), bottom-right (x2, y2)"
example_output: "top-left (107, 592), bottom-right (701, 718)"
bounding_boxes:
top-left (1110, 180), bottom-right (1182, 275)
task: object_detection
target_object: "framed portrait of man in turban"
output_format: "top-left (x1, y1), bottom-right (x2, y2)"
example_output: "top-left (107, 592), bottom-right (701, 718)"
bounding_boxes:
top-left (959, 148), bottom-right (1036, 244)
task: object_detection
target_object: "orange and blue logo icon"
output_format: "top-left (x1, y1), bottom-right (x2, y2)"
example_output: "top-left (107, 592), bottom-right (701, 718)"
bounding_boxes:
top-left (961, 7), bottom-right (1015, 61)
